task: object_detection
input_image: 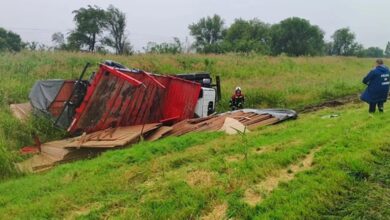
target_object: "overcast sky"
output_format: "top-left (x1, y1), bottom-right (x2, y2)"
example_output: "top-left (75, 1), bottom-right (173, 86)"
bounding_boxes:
top-left (0, 0), bottom-right (389, 51)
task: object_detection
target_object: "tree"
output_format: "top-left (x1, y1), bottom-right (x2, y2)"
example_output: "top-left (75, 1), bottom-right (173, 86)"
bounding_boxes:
top-left (0, 28), bottom-right (23, 52)
top-left (68, 5), bottom-right (107, 52)
top-left (26, 41), bottom-right (38, 51)
top-left (25, 42), bottom-right (48, 51)
top-left (104, 5), bottom-right (132, 55)
top-left (324, 42), bottom-right (333, 55)
top-left (331, 28), bottom-right (359, 56)
top-left (359, 47), bottom-right (384, 58)
top-left (189, 14), bottom-right (225, 53)
top-left (353, 43), bottom-right (365, 57)
top-left (385, 42), bottom-right (390, 58)
top-left (51, 32), bottom-right (66, 49)
top-left (223, 18), bottom-right (271, 54)
top-left (270, 17), bottom-right (325, 56)
top-left (144, 37), bottom-right (182, 54)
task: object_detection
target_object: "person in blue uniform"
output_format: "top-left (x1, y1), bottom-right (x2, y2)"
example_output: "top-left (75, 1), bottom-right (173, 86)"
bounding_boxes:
top-left (361, 59), bottom-right (390, 113)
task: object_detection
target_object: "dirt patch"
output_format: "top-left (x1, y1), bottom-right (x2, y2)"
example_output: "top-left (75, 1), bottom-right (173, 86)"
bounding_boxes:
top-left (300, 94), bottom-right (359, 113)
top-left (253, 147), bottom-right (266, 155)
top-left (186, 170), bottom-right (215, 187)
top-left (122, 166), bottom-right (147, 185)
top-left (201, 203), bottom-right (228, 220)
top-left (243, 188), bottom-right (262, 207)
top-left (244, 147), bottom-right (320, 206)
top-left (225, 154), bottom-right (245, 162)
top-left (66, 203), bottom-right (102, 220)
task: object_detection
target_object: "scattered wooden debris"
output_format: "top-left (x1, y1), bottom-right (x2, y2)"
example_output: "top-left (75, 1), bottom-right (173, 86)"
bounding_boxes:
top-left (219, 117), bottom-right (247, 135)
top-left (169, 111), bottom-right (279, 136)
top-left (66, 124), bottom-right (161, 149)
top-left (17, 140), bottom-right (104, 173)
top-left (18, 124), bottom-right (161, 172)
top-left (16, 109), bottom-right (295, 172)
top-left (10, 102), bottom-right (32, 121)
top-left (145, 126), bottom-right (173, 141)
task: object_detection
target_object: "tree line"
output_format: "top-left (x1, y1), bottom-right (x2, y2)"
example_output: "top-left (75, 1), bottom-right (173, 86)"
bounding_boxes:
top-left (189, 15), bottom-right (390, 57)
top-left (0, 6), bottom-right (390, 58)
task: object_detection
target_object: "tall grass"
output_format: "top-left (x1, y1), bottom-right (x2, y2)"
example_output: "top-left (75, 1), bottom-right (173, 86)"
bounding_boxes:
top-left (0, 51), bottom-right (376, 108)
top-left (0, 103), bottom-right (389, 219)
top-left (0, 51), bottom-right (382, 180)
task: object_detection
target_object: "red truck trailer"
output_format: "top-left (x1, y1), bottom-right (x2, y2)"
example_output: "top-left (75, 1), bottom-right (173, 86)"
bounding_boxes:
top-left (29, 61), bottom-right (219, 135)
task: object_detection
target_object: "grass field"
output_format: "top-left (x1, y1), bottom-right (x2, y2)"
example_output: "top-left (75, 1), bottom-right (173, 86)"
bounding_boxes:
top-left (0, 103), bottom-right (389, 219)
top-left (0, 51), bottom-right (379, 109)
top-left (0, 51), bottom-right (389, 218)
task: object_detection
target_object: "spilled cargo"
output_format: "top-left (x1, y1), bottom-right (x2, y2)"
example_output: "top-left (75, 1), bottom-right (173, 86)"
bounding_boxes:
top-left (12, 61), bottom-right (297, 172)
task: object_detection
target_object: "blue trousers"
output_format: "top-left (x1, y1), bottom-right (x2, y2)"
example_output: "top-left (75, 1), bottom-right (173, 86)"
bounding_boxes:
top-left (369, 102), bottom-right (384, 113)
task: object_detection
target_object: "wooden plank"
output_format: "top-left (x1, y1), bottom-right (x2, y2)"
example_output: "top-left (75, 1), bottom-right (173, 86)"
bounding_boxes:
top-left (146, 126), bottom-right (173, 141)
top-left (219, 117), bottom-right (247, 134)
top-left (237, 112), bottom-right (257, 122)
top-left (17, 153), bottom-right (58, 173)
top-left (242, 114), bottom-right (272, 126)
top-left (187, 114), bottom-right (217, 124)
top-left (247, 117), bottom-right (280, 130)
top-left (67, 123), bottom-right (161, 148)
top-left (170, 119), bottom-right (195, 136)
top-left (10, 103), bottom-right (32, 121)
top-left (228, 111), bottom-right (246, 117)
top-left (199, 116), bottom-right (227, 131)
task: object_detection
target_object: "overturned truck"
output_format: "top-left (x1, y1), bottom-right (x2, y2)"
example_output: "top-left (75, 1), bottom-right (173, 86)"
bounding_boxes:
top-left (18, 61), bottom-right (297, 172)
top-left (30, 61), bottom-right (221, 135)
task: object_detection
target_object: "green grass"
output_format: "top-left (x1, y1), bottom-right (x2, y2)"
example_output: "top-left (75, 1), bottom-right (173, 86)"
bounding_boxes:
top-left (0, 103), bottom-right (389, 219)
top-left (0, 51), bottom-right (380, 109)
top-left (0, 51), bottom-right (389, 218)
top-left (0, 51), bottom-right (380, 180)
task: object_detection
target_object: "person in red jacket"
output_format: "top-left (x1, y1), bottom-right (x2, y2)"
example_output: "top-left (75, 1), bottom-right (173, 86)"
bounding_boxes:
top-left (230, 87), bottom-right (245, 110)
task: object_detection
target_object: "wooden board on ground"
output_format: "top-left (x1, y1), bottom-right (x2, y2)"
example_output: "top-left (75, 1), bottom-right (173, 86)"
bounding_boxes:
top-left (17, 123), bottom-right (161, 173)
top-left (247, 117), bottom-right (279, 130)
top-left (17, 149), bottom-right (101, 173)
top-left (10, 103), bottom-right (32, 121)
top-left (219, 117), bottom-right (248, 135)
top-left (65, 123), bottom-right (161, 149)
top-left (146, 126), bottom-right (173, 141)
top-left (169, 112), bottom-right (278, 136)
top-left (17, 110), bottom-right (286, 173)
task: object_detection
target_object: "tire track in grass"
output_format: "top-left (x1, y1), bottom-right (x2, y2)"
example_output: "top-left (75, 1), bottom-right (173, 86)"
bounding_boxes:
top-left (224, 139), bottom-right (304, 163)
top-left (241, 108), bottom-right (370, 206)
top-left (244, 147), bottom-right (321, 206)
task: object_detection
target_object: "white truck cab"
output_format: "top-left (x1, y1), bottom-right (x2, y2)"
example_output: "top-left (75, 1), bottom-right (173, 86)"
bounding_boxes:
top-left (194, 87), bottom-right (216, 118)
top-left (175, 73), bottom-right (221, 118)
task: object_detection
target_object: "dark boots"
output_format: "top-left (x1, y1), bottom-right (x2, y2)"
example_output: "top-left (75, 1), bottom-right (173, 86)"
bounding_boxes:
top-left (369, 102), bottom-right (384, 113)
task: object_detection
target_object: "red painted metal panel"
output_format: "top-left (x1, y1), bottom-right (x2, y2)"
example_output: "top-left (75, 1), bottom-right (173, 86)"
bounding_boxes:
top-left (121, 71), bottom-right (166, 125)
top-left (126, 71), bottom-right (201, 123)
top-left (68, 65), bottom-right (144, 134)
top-left (67, 64), bottom-right (201, 134)
top-left (48, 80), bottom-right (75, 117)
top-left (148, 74), bottom-right (201, 122)
top-left (159, 75), bottom-right (201, 122)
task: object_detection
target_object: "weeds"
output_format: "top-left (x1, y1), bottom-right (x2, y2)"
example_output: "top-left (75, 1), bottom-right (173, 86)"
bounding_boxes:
top-left (0, 52), bottom-right (388, 218)
top-left (0, 103), bottom-right (388, 218)
top-left (0, 52), bottom-right (377, 180)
